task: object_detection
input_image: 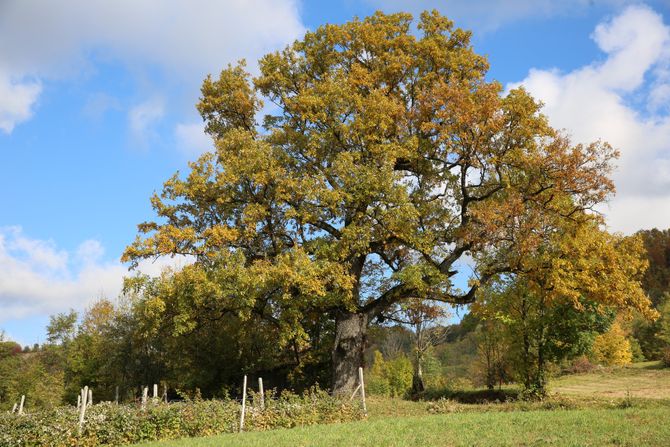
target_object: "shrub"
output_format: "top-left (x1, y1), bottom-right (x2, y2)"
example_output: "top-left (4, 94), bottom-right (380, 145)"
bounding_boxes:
top-left (0, 388), bottom-right (363, 446)
top-left (385, 356), bottom-right (413, 398)
top-left (628, 337), bottom-right (646, 363)
top-left (563, 356), bottom-right (595, 374)
top-left (662, 347), bottom-right (670, 368)
top-left (591, 322), bottom-right (632, 366)
top-left (365, 351), bottom-right (413, 398)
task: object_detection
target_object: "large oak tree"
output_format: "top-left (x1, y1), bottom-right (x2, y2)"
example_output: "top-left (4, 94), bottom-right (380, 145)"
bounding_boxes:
top-left (123, 11), bottom-right (619, 394)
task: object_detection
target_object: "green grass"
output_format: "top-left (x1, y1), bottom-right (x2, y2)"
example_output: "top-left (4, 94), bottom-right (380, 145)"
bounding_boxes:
top-left (133, 364), bottom-right (670, 446)
top-left (136, 407), bottom-right (670, 446)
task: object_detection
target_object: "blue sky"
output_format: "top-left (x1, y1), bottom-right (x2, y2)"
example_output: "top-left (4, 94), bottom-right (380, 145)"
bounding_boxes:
top-left (1, 0), bottom-right (670, 346)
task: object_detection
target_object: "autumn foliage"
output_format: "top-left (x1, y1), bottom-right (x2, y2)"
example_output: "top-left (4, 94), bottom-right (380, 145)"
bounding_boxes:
top-left (121, 10), bottom-right (644, 393)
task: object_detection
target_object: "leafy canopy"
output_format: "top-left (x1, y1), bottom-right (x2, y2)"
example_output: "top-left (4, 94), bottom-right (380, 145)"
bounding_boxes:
top-left (123, 11), bottom-right (619, 350)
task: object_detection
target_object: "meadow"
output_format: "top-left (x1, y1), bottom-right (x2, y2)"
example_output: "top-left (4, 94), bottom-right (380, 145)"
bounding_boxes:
top-left (133, 362), bottom-right (670, 447)
top-left (136, 408), bottom-right (670, 447)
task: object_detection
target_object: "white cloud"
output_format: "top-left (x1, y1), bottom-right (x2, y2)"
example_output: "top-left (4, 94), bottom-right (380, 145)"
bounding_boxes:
top-left (0, 227), bottom-right (192, 323)
top-left (175, 122), bottom-right (211, 156)
top-left (365, 0), bottom-right (629, 32)
top-left (0, 71), bottom-right (41, 134)
top-left (76, 239), bottom-right (105, 265)
top-left (0, 0), bottom-right (305, 132)
top-left (129, 98), bottom-right (166, 144)
top-left (508, 5), bottom-right (670, 233)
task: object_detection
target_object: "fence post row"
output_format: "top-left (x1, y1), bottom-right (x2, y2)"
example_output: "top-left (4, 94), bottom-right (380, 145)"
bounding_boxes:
top-left (10, 373), bottom-right (366, 432)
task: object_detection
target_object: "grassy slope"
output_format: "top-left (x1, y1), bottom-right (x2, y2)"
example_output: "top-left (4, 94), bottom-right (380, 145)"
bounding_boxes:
top-left (138, 407), bottom-right (670, 447)
top-left (136, 363), bottom-right (670, 447)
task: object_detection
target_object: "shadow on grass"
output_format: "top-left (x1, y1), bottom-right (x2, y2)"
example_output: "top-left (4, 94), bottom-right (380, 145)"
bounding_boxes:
top-left (414, 388), bottom-right (520, 404)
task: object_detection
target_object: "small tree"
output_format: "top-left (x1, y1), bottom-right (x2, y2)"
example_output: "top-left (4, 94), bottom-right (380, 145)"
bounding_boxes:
top-left (591, 321), bottom-right (633, 366)
top-left (474, 318), bottom-right (509, 390)
top-left (473, 225), bottom-right (654, 397)
top-left (366, 350), bottom-right (413, 397)
top-left (384, 299), bottom-right (449, 393)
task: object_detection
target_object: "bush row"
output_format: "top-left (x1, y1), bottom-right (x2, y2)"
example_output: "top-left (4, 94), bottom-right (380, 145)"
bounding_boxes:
top-left (0, 388), bottom-right (364, 447)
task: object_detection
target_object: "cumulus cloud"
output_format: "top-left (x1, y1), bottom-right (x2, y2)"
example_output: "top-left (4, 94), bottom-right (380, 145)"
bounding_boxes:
top-left (0, 0), bottom-right (305, 133)
top-left (365, 0), bottom-right (630, 32)
top-left (508, 5), bottom-right (670, 233)
top-left (0, 71), bottom-right (41, 134)
top-left (0, 226), bottom-right (192, 323)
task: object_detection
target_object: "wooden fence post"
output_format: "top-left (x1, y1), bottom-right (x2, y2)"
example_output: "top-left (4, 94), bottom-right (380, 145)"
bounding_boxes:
top-left (18, 395), bottom-right (25, 415)
top-left (88, 389), bottom-right (93, 407)
top-left (11, 403), bottom-right (17, 414)
top-left (258, 377), bottom-right (265, 410)
top-left (115, 386), bottom-right (119, 405)
top-left (77, 394), bottom-right (81, 409)
top-left (78, 386), bottom-right (89, 431)
top-left (142, 386), bottom-right (148, 409)
top-left (239, 375), bottom-right (247, 432)
top-left (358, 367), bottom-right (367, 416)
top-left (153, 384), bottom-right (158, 400)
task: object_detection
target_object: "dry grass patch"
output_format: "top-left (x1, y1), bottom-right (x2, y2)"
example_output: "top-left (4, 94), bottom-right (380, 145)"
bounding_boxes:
top-left (552, 361), bottom-right (670, 399)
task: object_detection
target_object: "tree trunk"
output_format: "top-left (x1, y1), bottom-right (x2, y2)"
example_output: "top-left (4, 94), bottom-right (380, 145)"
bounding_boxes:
top-left (331, 311), bottom-right (367, 395)
top-left (412, 322), bottom-right (425, 394)
top-left (412, 361), bottom-right (425, 394)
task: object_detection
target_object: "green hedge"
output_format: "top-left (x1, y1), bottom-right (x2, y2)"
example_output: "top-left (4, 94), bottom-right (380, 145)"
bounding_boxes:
top-left (0, 388), bottom-right (364, 446)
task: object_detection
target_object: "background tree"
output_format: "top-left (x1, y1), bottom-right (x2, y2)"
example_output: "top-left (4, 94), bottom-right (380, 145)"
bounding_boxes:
top-left (473, 225), bottom-right (653, 397)
top-left (638, 228), bottom-right (670, 306)
top-left (591, 320), bottom-right (633, 366)
top-left (629, 228), bottom-right (670, 360)
top-left (123, 10), bottom-right (620, 394)
top-left (383, 299), bottom-right (449, 393)
top-left (474, 317), bottom-right (509, 390)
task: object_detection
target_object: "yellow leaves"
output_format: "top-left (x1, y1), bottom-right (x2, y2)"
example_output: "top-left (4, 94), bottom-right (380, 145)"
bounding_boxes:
top-left (591, 321), bottom-right (633, 366)
top-left (154, 225), bottom-right (196, 253)
top-left (197, 61), bottom-right (261, 136)
top-left (543, 227), bottom-right (656, 319)
top-left (202, 225), bottom-right (239, 248)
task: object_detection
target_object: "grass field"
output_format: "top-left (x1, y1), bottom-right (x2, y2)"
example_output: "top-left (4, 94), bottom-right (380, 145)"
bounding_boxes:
top-left (135, 363), bottom-right (670, 447)
top-left (551, 361), bottom-right (670, 399)
top-left (137, 407), bottom-right (670, 446)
